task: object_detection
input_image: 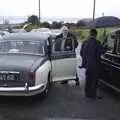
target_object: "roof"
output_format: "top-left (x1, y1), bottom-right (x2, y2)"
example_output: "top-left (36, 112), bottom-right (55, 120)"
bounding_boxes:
top-left (109, 28), bottom-right (120, 33)
top-left (50, 29), bottom-right (61, 37)
top-left (2, 32), bottom-right (50, 41)
top-left (105, 28), bottom-right (120, 37)
top-left (31, 28), bottom-right (51, 33)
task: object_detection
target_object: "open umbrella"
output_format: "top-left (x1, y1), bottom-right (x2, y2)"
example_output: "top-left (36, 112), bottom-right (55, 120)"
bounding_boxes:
top-left (87, 16), bottom-right (120, 28)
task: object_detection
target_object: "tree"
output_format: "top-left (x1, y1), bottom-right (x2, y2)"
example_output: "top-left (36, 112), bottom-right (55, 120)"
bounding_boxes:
top-left (27, 15), bottom-right (39, 24)
top-left (41, 21), bottom-right (51, 28)
top-left (77, 20), bottom-right (86, 27)
top-left (51, 21), bottom-right (62, 29)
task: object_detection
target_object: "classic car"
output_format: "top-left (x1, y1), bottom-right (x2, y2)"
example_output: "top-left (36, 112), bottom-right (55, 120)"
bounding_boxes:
top-left (0, 30), bottom-right (9, 36)
top-left (31, 28), bottom-right (51, 34)
top-left (0, 31), bottom-right (77, 96)
top-left (101, 29), bottom-right (120, 92)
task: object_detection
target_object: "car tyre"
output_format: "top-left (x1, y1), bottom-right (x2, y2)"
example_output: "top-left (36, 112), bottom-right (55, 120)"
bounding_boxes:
top-left (41, 72), bottom-right (52, 97)
top-left (75, 73), bottom-right (80, 86)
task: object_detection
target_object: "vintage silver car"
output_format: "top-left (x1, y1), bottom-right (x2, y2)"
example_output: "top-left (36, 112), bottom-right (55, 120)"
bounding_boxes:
top-left (0, 31), bottom-right (77, 96)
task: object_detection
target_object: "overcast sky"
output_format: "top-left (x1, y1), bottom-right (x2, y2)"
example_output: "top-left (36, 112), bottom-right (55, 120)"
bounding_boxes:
top-left (0, 0), bottom-right (120, 19)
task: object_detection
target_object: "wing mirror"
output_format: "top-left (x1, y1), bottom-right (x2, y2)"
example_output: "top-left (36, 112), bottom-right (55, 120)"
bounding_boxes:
top-left (102, 40), bottom-right (108, 52)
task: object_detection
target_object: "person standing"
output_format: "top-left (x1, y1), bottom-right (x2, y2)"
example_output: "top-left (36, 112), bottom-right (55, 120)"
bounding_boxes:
top-left (56, 25), bottom-right (78, 50)
top-left (80, 29), bottom-right (104, 99)
top-left (56, 25), bottom-right (79, 85)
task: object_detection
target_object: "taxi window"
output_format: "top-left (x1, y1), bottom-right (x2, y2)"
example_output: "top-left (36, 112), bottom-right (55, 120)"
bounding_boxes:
top-left (105, 33), bottom-right (116, 52)
top-left (52, 37), bottom-right (75, 53)
top-left (117, 32), bottom-right (120, 53)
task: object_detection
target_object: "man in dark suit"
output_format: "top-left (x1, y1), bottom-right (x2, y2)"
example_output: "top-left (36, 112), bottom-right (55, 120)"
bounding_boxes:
top-left (80, 29), bottom-right (104, 99)
top-left (55, 26), bottom-right (78, 51)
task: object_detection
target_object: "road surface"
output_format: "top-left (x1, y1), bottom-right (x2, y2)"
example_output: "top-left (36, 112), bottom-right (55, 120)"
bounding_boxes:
top-left (0, 82), bottom-right (119, 120)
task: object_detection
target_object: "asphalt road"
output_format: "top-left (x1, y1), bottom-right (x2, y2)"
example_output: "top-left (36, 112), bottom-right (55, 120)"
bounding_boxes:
top-left (0, 82), bottom-right (119, 120)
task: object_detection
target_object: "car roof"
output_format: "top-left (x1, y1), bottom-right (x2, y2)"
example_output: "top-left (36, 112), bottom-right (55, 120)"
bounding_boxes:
top-left (2, 32), bottom-right (50, 41)
top-left (108, 28), bottom-right (120, 34)
top-left (50, 29), bottom-right (62, 38)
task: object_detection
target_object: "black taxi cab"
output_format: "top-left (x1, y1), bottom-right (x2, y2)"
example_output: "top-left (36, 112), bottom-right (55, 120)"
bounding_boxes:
top-left (101, 29), bottom-right (120, 92)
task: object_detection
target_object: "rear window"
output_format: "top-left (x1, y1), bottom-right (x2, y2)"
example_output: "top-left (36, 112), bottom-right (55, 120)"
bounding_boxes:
top-left (0, 40), bottom-right (45, 55)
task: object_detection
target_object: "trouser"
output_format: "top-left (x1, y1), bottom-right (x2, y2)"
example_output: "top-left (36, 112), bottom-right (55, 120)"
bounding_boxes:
top-left (85, 68), bottom-right (99, 97)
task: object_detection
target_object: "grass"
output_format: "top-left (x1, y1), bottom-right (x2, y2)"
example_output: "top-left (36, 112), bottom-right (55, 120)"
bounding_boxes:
top-left (71, 26), bottom-right (120, 42)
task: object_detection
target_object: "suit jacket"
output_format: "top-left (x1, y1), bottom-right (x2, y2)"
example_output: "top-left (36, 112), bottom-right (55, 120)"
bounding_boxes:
top-left (80, 37), bottom-right (104, 69)
top-left (55, 32), bottom-right (78, 51)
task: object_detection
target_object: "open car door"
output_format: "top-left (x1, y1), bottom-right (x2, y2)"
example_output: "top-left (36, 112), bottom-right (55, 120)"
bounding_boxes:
top-left (51, 37), bottom-right (76, 82)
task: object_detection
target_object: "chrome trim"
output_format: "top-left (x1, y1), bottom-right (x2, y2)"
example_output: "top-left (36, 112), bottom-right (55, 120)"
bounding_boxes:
top-left (100, 79), bottom-right (120, 93)
top-left (29, 84), bottom-right (45, 91)
top-left (102, 61), bottom-right (120, 70)
top-left (102, 54), bottom-right (120, 67)
top-left (0, 84), bottom-right (44, 91)
top-left (0, 71), bottom-right (20, 74)
top-left (106, 52), bottom-right (119, 57)
top-left (0, 84), bottom-right (46, 96)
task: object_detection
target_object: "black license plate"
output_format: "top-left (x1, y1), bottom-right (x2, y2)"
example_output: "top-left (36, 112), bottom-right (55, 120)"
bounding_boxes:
top-left (0, 74), bottom-right (19, 81)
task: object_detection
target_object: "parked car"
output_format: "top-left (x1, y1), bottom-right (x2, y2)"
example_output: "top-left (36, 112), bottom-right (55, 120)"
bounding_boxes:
top-left (0, 30), bottom-right (9, 36)
top-left (31, 28), bottom-right (51, 34)
top-left (101, 29), bottom-right (120, 92)
top-left (0, 31), bottom-right (77, 96)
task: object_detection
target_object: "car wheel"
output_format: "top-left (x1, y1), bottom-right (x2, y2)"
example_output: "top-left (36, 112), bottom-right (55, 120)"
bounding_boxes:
top-left (41, 72), bottom-right (52, 97)
top-left (75, 73), bottom-right (80, 86)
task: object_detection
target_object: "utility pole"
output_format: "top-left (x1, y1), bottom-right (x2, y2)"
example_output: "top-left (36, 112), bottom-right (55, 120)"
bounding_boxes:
top-left (102, 12), bottom-right (106, 37)
top-left (102, 12), bottom-right (104, 17)
top-left (39, 0), bottom-right (41, 22)
top-left (93, 0), bottom-right (96, 20)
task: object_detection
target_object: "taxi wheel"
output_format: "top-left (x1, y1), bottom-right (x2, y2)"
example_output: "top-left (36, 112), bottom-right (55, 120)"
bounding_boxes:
top-left (41, 72), bottom-right (52, 97)
top-left (75, 73), bottom-right (80, 86)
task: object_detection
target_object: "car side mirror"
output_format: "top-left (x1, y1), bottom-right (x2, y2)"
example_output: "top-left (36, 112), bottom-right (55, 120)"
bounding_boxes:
top-left (102, 41), bottom-right (108, 52)
top-left (104, 45), bottom-right (108, 52)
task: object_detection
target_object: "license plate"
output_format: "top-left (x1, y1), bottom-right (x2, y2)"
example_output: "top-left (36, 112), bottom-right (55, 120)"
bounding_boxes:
top-left (0, 74), bottom-right (19, 81)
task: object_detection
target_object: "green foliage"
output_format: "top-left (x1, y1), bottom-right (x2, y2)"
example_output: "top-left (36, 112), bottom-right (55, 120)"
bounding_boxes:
top-left (51, 21), bottom-right (62, 29)
top-left (41, 21), bottom-right (51, 28)
top-left (27, 15), bottom-right (40, 25)
top-left (77, 20), bottom-right (86, 27)
top-left (72, 26), bottom-right (120, 42)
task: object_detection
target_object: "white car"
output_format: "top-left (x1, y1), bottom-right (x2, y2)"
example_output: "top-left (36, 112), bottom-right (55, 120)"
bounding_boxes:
top-left (0, 30), bottom-right (9, 36)
top-left (31, 28), bottom-right (51, 34)
top-left (0, 32), bottom-right (77, 96)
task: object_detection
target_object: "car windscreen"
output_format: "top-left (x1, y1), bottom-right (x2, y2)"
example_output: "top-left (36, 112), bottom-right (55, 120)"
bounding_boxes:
top-left (0, 40), bottom-right (45, 55)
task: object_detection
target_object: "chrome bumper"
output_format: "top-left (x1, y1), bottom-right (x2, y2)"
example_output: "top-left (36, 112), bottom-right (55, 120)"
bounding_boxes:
top-left (0, 84), bottom-right (46, 96)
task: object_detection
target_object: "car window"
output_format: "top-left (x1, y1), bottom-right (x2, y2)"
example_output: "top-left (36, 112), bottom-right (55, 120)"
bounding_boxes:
top-left (0, 40), bottom-right (45, 55)
top-left (52, 37), bottom-right (75, 53)
top-left (105, 33), bottom-right (116, 52)
top-left (116, 32), bottom-right (120, 53)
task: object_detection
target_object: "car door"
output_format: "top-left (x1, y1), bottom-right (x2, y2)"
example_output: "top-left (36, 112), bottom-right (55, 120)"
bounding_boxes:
top-left (51, 37), bottom-right (76, 82)
top-left (101, 31), bottom-right (120, 90)
top-left (110, 30), bottom-right (120, 90)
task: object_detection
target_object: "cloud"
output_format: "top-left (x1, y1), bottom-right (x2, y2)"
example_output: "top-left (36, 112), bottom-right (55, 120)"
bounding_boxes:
top-left (0, 0), bottom-right (119, 18)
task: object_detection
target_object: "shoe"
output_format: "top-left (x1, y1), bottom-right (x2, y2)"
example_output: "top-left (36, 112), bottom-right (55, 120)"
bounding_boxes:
top-left (79, 66), bottom-right (82, 69)
top-left (76, 82), bottom-right (80, 86)
top-left (86, 95), bottom-right (102, 99)
top-left (85, 95), bottom-right (94, 99)
top-left (60, 81), bottom-right (68, 84)
top-left (95, 96), bottom-right (103, 99)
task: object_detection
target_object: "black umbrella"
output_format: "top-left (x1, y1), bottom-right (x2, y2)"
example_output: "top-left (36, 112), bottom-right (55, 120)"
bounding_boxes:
top-left (87, 16), bottom-right (120, 28)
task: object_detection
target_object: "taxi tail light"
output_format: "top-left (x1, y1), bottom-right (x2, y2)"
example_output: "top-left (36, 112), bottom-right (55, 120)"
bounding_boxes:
top-left (29, 68), bottom-right (35, 86)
